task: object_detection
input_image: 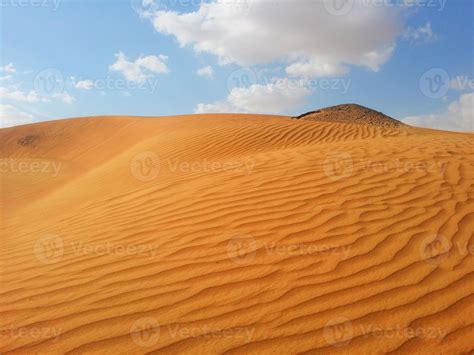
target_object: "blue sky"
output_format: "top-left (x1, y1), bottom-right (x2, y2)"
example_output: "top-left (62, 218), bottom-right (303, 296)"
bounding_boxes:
top-left (1, 0), bottom-right (472, 131)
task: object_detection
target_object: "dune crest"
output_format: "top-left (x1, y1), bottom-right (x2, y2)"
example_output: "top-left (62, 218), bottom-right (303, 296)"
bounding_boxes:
top-left (294, 103), bottom-right (406, 129)
top-left (1, 109), bottom-right (473, 353)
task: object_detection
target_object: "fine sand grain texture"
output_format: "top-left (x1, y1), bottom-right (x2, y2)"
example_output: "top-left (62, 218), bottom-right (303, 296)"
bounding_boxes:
top-left (1, 111), bottom-right (473, 353)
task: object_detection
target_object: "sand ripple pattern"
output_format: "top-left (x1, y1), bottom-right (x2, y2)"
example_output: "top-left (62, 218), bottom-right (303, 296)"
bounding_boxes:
top-left (1, 114), bottom-right (473, 353)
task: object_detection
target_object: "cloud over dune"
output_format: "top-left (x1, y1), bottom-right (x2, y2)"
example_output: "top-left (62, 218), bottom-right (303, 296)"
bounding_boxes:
top-left (148, 0), bottom-right (402, 77)
top-left (0, 104), bottom-right (34, 128)
top-left (403, 92), bottom-right (474, 132)
top-left (109, 52), bottom-right (169, 83)
top-left (195, 77), bottom-right (311, 114)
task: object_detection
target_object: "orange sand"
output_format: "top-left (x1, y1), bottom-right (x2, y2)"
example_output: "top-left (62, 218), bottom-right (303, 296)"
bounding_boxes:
top-left (1, 113), bottom-right (473, 353)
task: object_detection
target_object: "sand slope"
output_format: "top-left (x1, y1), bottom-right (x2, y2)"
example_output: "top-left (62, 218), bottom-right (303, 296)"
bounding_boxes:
top-left (1, 113), bottom-right (473, 353)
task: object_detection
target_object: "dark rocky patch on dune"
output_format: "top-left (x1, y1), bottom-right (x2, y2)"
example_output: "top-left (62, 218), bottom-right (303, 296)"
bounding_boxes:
top-left (17, 134), bottom-right (40, 147)
top-left (293, 104), bottom-right (404, 128)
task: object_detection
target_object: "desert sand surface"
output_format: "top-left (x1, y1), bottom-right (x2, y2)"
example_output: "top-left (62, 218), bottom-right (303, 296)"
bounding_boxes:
top-left (1, 106), bottom-right (473, 353)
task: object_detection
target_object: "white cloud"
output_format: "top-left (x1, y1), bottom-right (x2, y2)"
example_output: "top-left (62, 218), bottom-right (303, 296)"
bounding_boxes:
top-left (0, 86), bottom-right (75, 104)
top-left (403, 22), bottom-right (436, 44)
top-left (74, 79), bottom-right (95, 90)
top-left (149, 0), bottom-right (402, 77)
top-left (0, 86), bottom-right (41, 103)
top-left (195, 101), bottom-right (236, 114)
top-left (197, 65), bottom-right (214, 78)
top-left (449, 76), bottom-right (474, 91)
top-left (1, 63), bottom-right (16, 74)
top-left (0, 104), bottom-right (34, 128)
top-left (195, 77), bottom-right (311, 114)
top-left (403, 92), bottom-right (473, 132)
top-left (286, 60), bottom-right (349, 77)
top-left (0, 75), bottom-right (12, 81)
top-left (52, 92), bottom-right (75, 104)
top-left (109, 52), bottom-right (169, 83)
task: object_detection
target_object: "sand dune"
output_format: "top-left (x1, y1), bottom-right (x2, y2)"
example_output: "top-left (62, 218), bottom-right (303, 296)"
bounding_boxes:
top-left (1, 109), bottom-right (473, 353)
